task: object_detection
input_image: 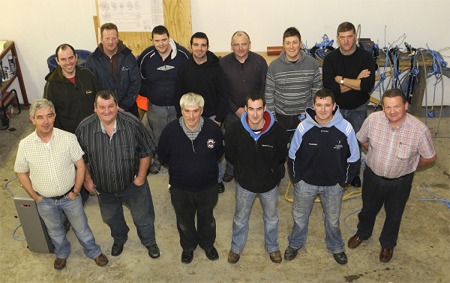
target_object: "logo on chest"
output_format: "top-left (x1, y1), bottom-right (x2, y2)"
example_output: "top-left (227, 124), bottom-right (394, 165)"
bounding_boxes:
top-left (334, 140), bottom-right (344, 150)
top-left (207, 139), bottom-right (216, 149)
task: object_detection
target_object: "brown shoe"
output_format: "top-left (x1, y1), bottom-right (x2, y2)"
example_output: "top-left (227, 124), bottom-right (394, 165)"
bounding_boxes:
top-left (269, 250), bottom-right (282, 263)
top-left (228, 251), bottom-right (240, 264)
top-left (379, 247), bottom-right (394, 263)
top-left (54, 258), bottom-right (67, 270)
top-left (348, 234), bottom-right (364, 249)
top-left (95, 253), bottom-right (109, 267)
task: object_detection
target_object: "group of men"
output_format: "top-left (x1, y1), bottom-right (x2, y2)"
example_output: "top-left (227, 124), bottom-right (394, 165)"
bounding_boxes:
top-left (15, 20), bottom-right (436, 270)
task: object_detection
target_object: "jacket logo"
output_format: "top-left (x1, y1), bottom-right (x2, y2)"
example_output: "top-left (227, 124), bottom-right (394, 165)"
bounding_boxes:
top-left (157, 65), bottom-right (175, 71)
top-left (334, 140), bottom-right (343, 150)
top-left (207, 139), bottom-right (215, 149)
top-left (121, 66), bottom-right (129, 71)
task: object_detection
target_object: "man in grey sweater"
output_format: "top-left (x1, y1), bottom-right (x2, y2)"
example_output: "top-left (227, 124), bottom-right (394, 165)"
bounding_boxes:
top-left (265, 27), bottom-right (322, 133)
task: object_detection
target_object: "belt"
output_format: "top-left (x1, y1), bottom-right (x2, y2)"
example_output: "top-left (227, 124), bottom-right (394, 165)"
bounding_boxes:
top-left (50, 189), bottom-right (72, 200)
top-left (380, 172), bottom-right (413, 181)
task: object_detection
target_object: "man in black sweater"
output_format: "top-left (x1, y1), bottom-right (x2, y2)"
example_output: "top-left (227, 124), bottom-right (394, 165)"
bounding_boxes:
top-left (158, 92), bottom-right (224, 264)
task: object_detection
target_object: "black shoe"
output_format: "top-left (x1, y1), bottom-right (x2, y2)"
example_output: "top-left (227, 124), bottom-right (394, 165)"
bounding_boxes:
top-left (217, 182), bottom-right (225, 193)
top-left (333, 252), bottom-right (348, 265)
top-left (284, 246), bottom-right (299, 261)
top-left (111, 243), bottom-right (124, 256)
top-left (181, 251), bottom-right (194, 264)
top-left (146, 244), bottom-right (160, 259)
top-left (223, 174), bottom-right (234, 183)
top-left (351, 176), bottom-right (361, 187)
top-left (205, 247), bottom-right (219, 261)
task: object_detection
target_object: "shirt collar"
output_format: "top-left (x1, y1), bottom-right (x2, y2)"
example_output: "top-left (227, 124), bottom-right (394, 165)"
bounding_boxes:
top-left (100, 119), bottom-right (118, 135)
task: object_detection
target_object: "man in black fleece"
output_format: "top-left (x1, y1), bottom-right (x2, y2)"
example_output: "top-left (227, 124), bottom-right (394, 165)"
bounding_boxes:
top-left (176, 32), bottom-right (229, 193)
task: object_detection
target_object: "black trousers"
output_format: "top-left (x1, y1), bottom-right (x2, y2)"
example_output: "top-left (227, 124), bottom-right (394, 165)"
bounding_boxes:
top-left (170, 186), bottom-right (218, 252)
top-left (357, 166), bottom-right (414, 248)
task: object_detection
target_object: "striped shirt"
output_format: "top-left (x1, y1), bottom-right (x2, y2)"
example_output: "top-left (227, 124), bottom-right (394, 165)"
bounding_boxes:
top-left (76, 111), bottom-right (156, 193)
top-left (14, 128), bottom-right (84, 197)
top-left (357, 111), bottom-right (436, 178)
top-left (265, 50), bottom-right (322, 116)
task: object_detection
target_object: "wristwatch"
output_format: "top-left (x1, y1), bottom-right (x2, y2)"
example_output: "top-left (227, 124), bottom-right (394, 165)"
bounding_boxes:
top-left (340, 77), bottom-right (345, 85)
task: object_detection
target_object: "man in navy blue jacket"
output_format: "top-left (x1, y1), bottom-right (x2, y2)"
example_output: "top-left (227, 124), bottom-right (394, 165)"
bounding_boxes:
top-left (285, 88), bottom-right (360, 265)
top-left (158, 92), bottom-right (224, 264)
top-left (137, 25), bottom-right (190, 173)
top-left (225, 92), bottom-right (288, 264)
top-left (87, 23), bottom-right (140, 117)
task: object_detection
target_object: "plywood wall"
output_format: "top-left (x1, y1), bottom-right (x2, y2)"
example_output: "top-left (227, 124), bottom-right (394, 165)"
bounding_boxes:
top-left (95, 0), bottom-right (192, 56)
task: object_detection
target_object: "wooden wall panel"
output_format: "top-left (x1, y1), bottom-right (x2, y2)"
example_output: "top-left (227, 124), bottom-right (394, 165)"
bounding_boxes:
top-left (94, 0), bottom-right (192, 56)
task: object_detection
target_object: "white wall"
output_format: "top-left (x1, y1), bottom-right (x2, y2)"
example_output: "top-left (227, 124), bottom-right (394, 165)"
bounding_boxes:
top-left (1, 0), bottom-right (98, 103)
top-left (1, 0), bottom-right (450, 105)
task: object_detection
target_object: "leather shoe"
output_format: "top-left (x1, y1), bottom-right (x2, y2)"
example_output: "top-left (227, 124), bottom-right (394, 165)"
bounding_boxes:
top-left (333, 252), bottom-right (348, 265)
top-left (94, 253), bottom-right (109, 267)
top-left (379, 247), bottom-right (394, 263)
top-left (228, 250), bottom-right (240, 264)
top-left (348, 234), bottom-right (364, 249)
top-left (205, 247), bottom-right (219, 260)
top-left (54, 258), bottom-right (67, 270)
top-left (217, 182), bottom-right (225, 193)
top-left (284, 246), bottom-right (299, 261)
top-left (111, 243), bottom-right (124, 256)
top-left (146, 244), bottom-right (160, 259)
top-left (181, 251), bottom-right (194, 264)
top-left (269, 250), bottom-right (282, 263)
top-left (223, 174), bottom-right (234, 183)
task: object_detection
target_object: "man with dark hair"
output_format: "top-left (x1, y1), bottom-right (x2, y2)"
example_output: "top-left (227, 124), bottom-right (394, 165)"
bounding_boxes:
top-left (225, 92), bottom-right (288, 264)
top-left (15, 98), bottom-right (108, 270)
top-left (76, 90), bottom-right (160, 260)
top-left (348, 88), bottom-right (436, 263)
top-left (220, 30), bottom-right (268, 183)
top-left (44, 43), bottom-right (102, 134)
top-left (158, 92), bottom-right (224, 264)
top-left (177, 32), bottom-right (229, 193)
top-left (322, 21), bottom-right (376, 187)
top-left (265, 27), bottom-right (322, 133)
top-left (137, 25), bottom-right (190, 174)
top-left (87, 22), bottom-right (140, 117)
top-left (285, 88), bottom-right (360, 265)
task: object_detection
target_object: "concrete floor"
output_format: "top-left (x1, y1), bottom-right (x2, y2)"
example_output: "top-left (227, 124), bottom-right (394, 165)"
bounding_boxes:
top-left (0, 108), bottom-right (449, 283)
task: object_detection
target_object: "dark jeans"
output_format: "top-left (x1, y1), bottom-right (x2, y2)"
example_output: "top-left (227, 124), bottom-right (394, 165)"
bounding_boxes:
top-left (170, 186), bottom-right (218, 252)
top-left (97, 179), bottom-right (156, 247)
top-left (223, 112), bottom-right (240, 176)
top-left (275, 113), bottom-right (301, 140)
top-left (356, 167), bottom-right (414, 248)
top-left (341, 103), bottom-right (368, 179)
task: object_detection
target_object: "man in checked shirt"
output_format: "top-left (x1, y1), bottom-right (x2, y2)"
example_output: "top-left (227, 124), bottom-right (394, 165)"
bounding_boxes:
top-left (347, 88), bottom-right (437, 263)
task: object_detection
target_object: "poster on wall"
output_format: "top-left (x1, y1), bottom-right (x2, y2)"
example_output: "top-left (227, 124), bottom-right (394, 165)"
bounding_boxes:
top-left (97, 0), bottom-right (164, 32)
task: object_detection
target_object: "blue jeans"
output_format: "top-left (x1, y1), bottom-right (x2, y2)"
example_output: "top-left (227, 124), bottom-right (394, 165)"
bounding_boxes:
top-left (231, 183), bottom-right (279, 254)
top-left (340, 103), bottom-right (368, 133)
top-left (97, 180), bottom-right (156, 247)
top-left (37, 194), bottom-right (102, 259)
top-left (288, 180), bottom-right (345, 253)
top-left (147, 104), bottom-right (177, 162)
